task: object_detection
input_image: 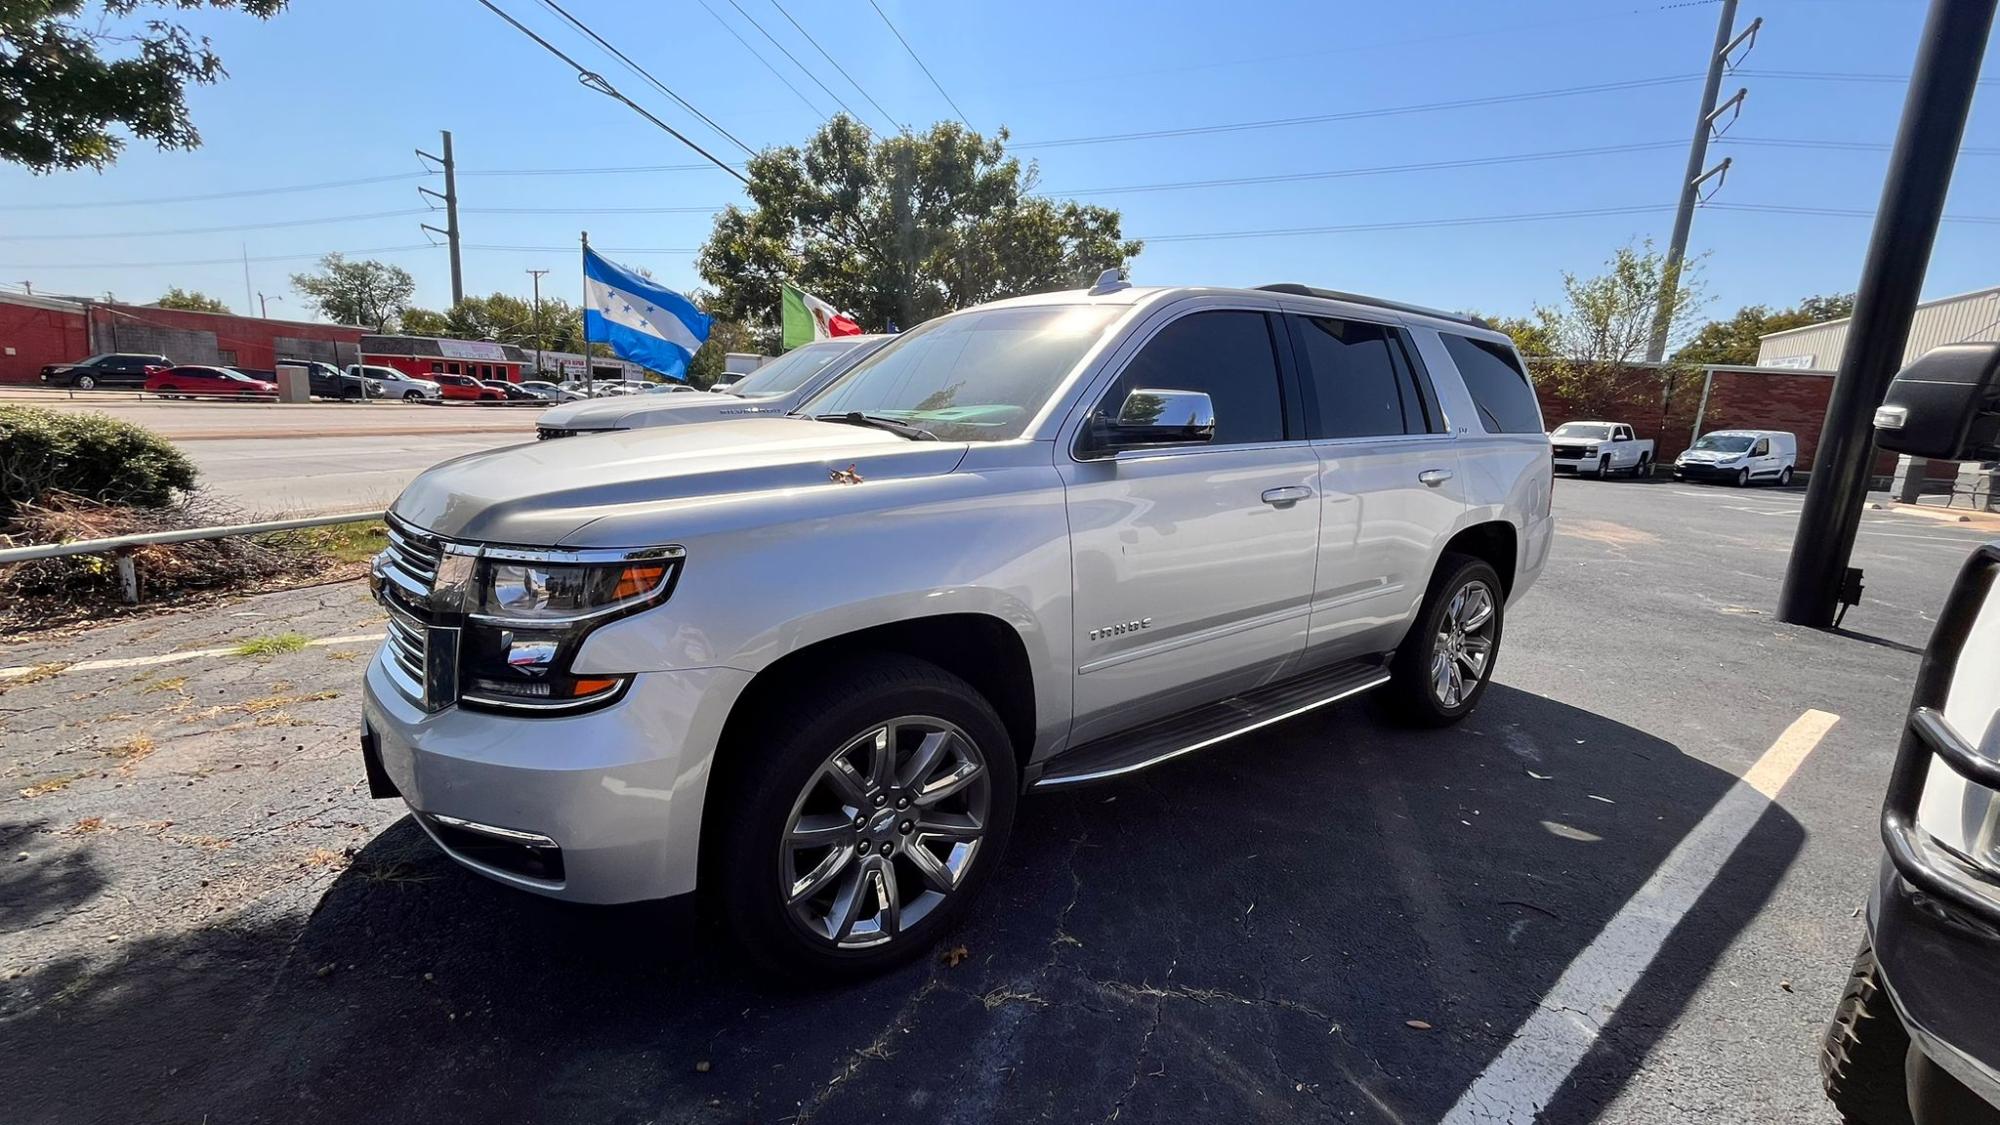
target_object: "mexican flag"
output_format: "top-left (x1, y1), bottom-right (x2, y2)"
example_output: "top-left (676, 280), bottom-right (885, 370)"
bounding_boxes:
top-left (781, 283), bottom-right (862, 350)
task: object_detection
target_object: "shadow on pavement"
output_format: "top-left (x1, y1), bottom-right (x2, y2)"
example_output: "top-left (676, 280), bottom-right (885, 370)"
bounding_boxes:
top-left (0, 685), bottom-right (1803, 1124)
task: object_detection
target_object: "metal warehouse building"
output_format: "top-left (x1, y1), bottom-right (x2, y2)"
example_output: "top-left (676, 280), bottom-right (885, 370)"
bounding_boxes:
top-left (1756, 284), bottom-right (2000, 369)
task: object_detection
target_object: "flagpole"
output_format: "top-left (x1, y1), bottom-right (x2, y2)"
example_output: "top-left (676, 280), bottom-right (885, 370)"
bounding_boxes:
top-left (579, 230), bottom-right (592, 392)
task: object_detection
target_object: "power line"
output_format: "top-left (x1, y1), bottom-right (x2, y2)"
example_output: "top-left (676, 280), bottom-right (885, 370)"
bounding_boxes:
top-left (764, 0), bottom-right (905, 131)
top-left (466, 243), bottom-right (701, 253)
top-left (0, 244), bottom-right (437, 270)
top-left (471, 0), bottom-right (751, 186)
top-left (1013, 74), bottom-right (1703, 149)
top-left (722, 0), bottom-right (869, 126)
top-left (864, 0), bottom-right (969, 128)
top-left (0, 209), bottom-right (429, 241)
top-left (1737, 68), bottom-right (1999, 86)
top-left (461, 160), bottom-right (744, 176)
top-left (1706, 201), bottom-right (2000, 224)
top-left (0, 172), bottom-right (430, 212)
top-left (463, 205), bottom-right (728, 214)
top-left (1137, 206), bottom-right (1672, 244)
top-left (694, 0), bottom-right (825, 118)
top-left (1049, 141), bottom-right (1684, 197)
top-left (532, 0), bottom-right (757, 157)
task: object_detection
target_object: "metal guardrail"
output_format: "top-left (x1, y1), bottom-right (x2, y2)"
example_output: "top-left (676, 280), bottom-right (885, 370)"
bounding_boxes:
top-left (0, 510), bottom-right (385, 603)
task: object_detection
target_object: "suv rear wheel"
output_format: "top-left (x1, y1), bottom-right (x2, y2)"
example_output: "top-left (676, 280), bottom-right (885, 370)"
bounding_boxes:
top-left (1384, 553), bottom-right (1504, 727)
top-left (707, 654), bottom-right (1018, 979)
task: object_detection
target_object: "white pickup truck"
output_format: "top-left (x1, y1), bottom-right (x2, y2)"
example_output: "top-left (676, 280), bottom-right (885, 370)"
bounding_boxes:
top-left (1549, 420), bottom-right (1654, 478)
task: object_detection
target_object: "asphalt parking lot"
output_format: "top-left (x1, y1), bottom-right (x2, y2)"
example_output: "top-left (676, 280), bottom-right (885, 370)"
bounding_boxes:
top-left (2, 476), bottom-right (1995, 1125)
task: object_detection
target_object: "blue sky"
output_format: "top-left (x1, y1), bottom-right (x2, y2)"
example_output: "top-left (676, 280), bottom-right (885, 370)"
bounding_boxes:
top-left (1, 0), bottom-right (1994, 330)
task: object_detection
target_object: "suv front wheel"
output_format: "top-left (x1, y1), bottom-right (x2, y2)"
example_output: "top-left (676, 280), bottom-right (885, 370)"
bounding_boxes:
top-left (707, 655), bottom-right (1018, 979)
top-left (1384, 553), bottom-right (1505, 727)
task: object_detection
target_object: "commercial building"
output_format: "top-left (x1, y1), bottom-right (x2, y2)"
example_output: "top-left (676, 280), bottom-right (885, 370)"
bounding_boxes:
top-left (359, 335), bottom-right (532, 384)
top-left (0, 292), bottom-right (363, 384)
top-left (1756, 285), bottom-right (2000, 369)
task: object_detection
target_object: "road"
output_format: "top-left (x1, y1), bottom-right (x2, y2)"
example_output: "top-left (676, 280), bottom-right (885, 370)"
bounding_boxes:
top-left (2, 390), bottom-right (542, 515)
top-left (1, 477), bottom-right (1995, 1124)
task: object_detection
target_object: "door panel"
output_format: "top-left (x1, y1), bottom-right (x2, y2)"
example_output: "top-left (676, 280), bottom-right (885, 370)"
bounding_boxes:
top-left (1061, 445), bottom-right (1320, 744)
top-left (1306, 438), bottom-right (1464, 660)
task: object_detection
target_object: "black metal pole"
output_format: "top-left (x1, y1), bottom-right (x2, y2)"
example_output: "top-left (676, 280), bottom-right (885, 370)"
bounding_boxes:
top-left (1777, 0), bottom-right (1998, 627)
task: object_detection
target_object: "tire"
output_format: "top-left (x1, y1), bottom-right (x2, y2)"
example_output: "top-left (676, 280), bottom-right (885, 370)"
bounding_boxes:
top-left (1821, 941), bottom-right (1914, 1125)
top-left (73, 373), bottom-right (96, 390)
top-left (1598, 455), bottom-right (1612, 478)
top-left (705, 654), bottom-right (1019, 980)
top-left (1780, 466), bottom-right (1795, 486)
top-left (1633, 454), bottom-right (1651, 479)
top-left (1383, 553), bottom-right (1504, 727)
top-left (404, 390), bottom-right (423, 401)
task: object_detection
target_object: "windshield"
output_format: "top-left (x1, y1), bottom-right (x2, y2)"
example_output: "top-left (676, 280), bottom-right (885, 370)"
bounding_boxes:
top-left (220, 369), bottom-right (256, 382)
top-left (802, 306), bottom-right (1120, 442)
top-left (733, 339), bottom-right (866, 398)
top-left (1552, 423), bottom-right (1614, 441)
top-left (1693, 433), bottom-right (1757, 453)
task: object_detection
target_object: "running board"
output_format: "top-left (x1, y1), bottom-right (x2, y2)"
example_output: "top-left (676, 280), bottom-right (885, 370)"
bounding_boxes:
top-left (1033, 659), bottom-right (1391, 788)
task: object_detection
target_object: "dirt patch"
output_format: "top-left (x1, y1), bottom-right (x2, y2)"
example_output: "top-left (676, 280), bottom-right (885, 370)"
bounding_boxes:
top-left (1557, 518), bottom-right (1662, 548)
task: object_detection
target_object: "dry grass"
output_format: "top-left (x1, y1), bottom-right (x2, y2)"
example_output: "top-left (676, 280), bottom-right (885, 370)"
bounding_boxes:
top-left (241, 690), bottom-right (338, 713)
top-left (102, 733), bottom-right (156, 765)
top-left (0, 662), bottom-right (71, 692)
top-left (233, 632), bottom-right (310, 657)
top-left (67, 816), bottom-right (106, 834)
top-left (140, 676), bottom-right (187, 694)
top-left (18, 771), bottom-right (87, 798)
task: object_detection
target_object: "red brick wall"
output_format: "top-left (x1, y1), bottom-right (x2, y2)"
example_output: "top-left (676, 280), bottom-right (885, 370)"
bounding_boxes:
top-left (0, 300), bottom-right (89, 384)
top-left (1528, 361), bottom-right (1950, 478)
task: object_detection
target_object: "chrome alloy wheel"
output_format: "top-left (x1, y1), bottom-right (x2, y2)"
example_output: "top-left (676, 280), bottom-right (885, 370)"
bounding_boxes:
top-left (780, 716), bottom-right (991, 949)
top-left (1431, 579), bottom-right (1497, 709)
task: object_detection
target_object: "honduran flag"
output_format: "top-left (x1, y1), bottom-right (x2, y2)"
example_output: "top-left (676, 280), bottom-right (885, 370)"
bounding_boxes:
top-left (782, 283), bottom-right (862, 350)
top-left (583, 248), bottom-right (712, 380)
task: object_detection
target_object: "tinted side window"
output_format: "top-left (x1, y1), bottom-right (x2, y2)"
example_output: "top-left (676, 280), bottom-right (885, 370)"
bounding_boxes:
top-left (1295, 317), bottom-right (1428, 439)
top-left (1440, 334), bottom-right (1541, 434)
top-left (1107, 311), bottom-right (1286, 446)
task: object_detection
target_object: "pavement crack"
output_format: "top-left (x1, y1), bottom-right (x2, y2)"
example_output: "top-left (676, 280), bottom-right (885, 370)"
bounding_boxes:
top-left (1104, 994), bottom-right (1164, 1123)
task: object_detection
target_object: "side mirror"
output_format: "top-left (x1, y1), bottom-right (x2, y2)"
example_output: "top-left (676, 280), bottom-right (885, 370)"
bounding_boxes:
top-left (1093, 388), bottom-right (1216, 454)
top-left (1875, 343), bottom-right (2000, 461)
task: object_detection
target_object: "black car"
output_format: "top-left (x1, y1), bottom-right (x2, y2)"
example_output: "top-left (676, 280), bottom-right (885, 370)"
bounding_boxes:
top-left (287, 361), bottom-right (379, 401)
top-left (479, 379), bottom-right (537, 401)
top-left (39, 353), bottom-right (170, 390)
top-left (1824, 343), bottom-right (2000, 1125)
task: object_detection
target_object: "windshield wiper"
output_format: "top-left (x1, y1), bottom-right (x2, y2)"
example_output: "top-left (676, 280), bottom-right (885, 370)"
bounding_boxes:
top-left (815, 412), bottom-right (938, 441)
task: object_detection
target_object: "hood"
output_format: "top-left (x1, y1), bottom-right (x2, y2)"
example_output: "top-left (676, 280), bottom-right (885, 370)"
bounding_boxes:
top-left (538, 390), bottom-right (789, 431)
top-left (391, 416), bottom-right (970, 544)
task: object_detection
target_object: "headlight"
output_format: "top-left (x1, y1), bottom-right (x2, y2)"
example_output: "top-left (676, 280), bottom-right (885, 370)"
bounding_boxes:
top-left (458, 550), bottom-right (681, 714)
top-left (1584, 445), bottom-right (1599, 456)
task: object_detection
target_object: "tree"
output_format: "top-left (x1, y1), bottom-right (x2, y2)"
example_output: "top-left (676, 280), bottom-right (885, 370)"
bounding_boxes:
top-left (2, 1), bottom-right (288, 173)
top-left (153, 287), bottom-right (228, 313)
top-left (1673, 293), bottom-right (1856, 367)
top-left (289, 254), bottom-right (414, 331)
top-left (1464, 312), bottom-right (1555, 357)
top-left (698, 116), bottom-right (1141, 333)
top-left (1533, 241), bottom-right (1708, 425)
top-left (397, 307), bottom-right (451, 337)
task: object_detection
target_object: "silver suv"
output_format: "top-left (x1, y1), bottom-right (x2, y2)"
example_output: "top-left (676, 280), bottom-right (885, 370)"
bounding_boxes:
top-left (360, 280), bottom-right (1554, 976)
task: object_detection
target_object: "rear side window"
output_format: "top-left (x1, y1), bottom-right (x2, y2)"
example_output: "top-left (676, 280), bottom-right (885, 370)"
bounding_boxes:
top-left (1293, 317), bottom-right (1434, 438)
top-left (1440, 334), bottom-right (1541, 434)
top-left (1106, 310), bottom-right (1287, 446)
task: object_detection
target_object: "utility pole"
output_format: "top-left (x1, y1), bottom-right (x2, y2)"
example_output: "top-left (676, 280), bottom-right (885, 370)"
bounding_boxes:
top-left (18, 281), bottom-right (30, 296)
top-left (1778, 0), bottom-right (1997, 627)
top-left (241, 242), bottom-right (254, 315)
top-left (1645, 1), bottom-right (1760, 362)
top-left (418, 130), bottom-right (464, 307)
top-left (258, 293), bottom-right (282, 319)
top-left (526, 268), bottom-right (549, 380)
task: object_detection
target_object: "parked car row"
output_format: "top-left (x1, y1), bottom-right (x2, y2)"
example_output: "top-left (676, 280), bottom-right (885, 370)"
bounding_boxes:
top-left (1548, 418), bottom-right (1799, 487)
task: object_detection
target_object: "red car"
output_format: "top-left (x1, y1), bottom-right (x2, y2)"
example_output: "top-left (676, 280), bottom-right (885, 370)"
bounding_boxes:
top-left (145, 365), bottom-right (278, 399)
top-left (433, 373), bottom-right (504, 401)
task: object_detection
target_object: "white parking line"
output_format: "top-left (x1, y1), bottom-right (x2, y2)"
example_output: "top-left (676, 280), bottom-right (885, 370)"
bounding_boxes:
top-left (1440, 708), bottom-right (1839, 1124)
top-left (0, 632), bottom-right (382, 681)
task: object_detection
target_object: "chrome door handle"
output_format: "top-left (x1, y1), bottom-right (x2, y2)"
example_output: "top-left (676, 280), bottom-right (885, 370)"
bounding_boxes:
top-left (1419, 469), bottom-right (1454, 487)
top-left (1261, 485), bottom-right (1313, 506)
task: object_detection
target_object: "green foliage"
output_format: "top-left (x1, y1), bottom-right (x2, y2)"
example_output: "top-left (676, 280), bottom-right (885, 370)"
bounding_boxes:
top-left (0, 405), bottom-right (197, 518)
top-left (1673, 293), bottom-right (1856, 367)
top-left (1532, 242), bottom-right (1709, 428)
top-left (397, 294), bottom-right (586, 355)
top-left (290, 253), bottom-right (415, 331)
top-left (233, 631), bottom-right (309, 656)
top-left (684, 315), bottom-right (767, 390)
top-left (698, 116), bottom-right (1141, 331)
top-left (1, 1), bottom-right (288, 173)
top-left (154, 287), bottom-right (229, 313)
top-left (1463, 312), bottom-right (1555, 357)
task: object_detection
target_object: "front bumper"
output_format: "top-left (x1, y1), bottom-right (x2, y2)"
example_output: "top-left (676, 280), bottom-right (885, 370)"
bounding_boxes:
top-left (1870, 856), bottom-right (2000, 1114)
top-left (360, 648), bottom-right (751, 903)
top-left (1674, 461), bottom-right (1742, 480)
top-left (1551, 456), bottom-right (1600, 474)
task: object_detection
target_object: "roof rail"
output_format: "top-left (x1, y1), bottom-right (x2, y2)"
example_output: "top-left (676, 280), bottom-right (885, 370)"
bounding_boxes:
top-left (1254, 284), bottom-right (1491, 330)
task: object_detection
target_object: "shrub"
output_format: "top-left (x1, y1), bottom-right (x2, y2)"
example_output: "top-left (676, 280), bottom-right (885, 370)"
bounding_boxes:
top-left (0, 405), bottom-right (197, 518)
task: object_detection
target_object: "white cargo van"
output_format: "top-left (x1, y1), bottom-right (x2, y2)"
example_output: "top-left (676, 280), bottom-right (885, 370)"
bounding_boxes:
top-left (1674, 429), bottom-right (1798, 486)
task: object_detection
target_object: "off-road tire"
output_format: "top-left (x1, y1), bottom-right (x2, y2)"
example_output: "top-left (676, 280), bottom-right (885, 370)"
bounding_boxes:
top-left (704, 653), bottom-right (1018, 982)
top-left (1382, 552), bottom-right (1504, 728)
top-left (1821, 941), bottom-right (1915, 1125)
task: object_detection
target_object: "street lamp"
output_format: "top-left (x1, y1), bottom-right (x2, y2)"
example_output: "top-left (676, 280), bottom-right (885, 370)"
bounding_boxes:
top-left (526, 268), bottom-right (549, 380)
top-left (258, 292), bottom-right (282, 318)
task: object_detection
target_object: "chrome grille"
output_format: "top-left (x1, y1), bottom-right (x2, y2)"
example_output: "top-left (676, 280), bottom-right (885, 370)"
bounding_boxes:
top-left (383, 517), bottom-right (445, 588)
top-left (383, 602), bottom-right (427, 689)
